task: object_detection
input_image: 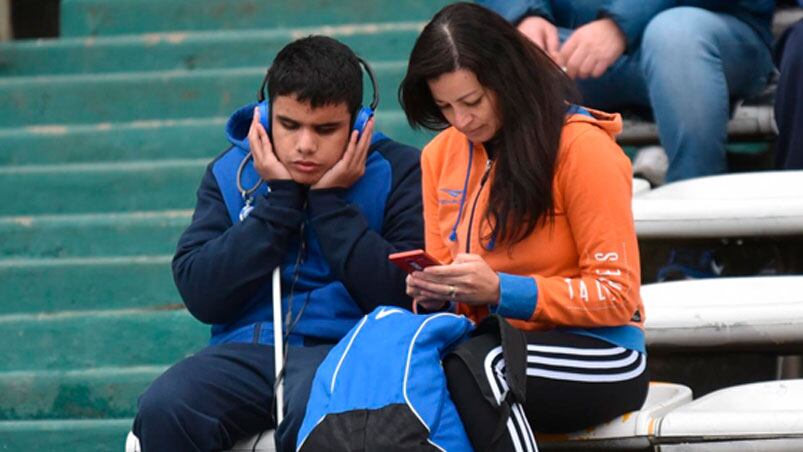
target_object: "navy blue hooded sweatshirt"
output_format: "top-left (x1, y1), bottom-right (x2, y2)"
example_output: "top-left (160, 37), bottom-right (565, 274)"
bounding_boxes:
top-left (172, 103), bottom-right (423, 346)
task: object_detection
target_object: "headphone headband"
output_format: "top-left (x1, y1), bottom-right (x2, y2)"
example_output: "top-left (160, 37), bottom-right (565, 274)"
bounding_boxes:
top-left (257, 70), bottom-right (270, 103)
top-left (357, 57), bottom-right (380, 111)
top-left (257, 56), bottom-right (379, 111)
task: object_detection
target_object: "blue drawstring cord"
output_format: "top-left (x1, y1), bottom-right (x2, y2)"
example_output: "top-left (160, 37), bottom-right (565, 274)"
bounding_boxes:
top-left (449, 141), bottom-right (497, 250)
top-left (449, 141), bottom-right (474, 241)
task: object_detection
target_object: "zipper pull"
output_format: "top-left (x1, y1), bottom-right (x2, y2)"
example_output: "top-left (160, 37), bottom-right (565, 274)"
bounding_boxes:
top-left (480, 159), bottom-right (492, 185)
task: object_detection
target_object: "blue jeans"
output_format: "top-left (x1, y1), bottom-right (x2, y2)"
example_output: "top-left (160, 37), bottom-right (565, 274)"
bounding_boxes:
top-left (133, 342), bottom-right (333, 452)
top-left (560, 7), bottom-right (773, 182)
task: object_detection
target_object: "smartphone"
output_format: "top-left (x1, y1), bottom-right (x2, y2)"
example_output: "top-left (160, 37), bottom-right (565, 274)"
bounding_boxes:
top-left (388, 249), bottom-right (442, 273)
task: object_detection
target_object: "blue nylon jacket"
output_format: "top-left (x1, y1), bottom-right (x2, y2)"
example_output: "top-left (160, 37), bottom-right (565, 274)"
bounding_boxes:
top-left (172, 103), bottom-right (424, 346)
top-left (479, 0), bottom-right (774, 51)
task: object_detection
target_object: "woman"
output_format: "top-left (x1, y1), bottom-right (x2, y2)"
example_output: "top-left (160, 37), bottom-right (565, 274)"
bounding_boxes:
top-left (399, 3), bottom-right (648, 450)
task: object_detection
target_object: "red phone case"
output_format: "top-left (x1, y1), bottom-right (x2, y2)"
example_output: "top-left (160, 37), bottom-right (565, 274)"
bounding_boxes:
top-left (388, 249), bottom-right (442, 273)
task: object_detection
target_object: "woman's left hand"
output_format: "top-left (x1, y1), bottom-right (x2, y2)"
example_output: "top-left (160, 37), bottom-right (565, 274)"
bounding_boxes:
top-left (407, 253), bottom-right (500, 306)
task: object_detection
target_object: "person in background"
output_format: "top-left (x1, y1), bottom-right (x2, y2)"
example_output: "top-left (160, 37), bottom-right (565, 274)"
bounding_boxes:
top-left (400, 3), bottom-right (647, 449)
top-left (479, 0), bottom-right (775, 185)
top-left (774, 2), bottom-right (803, 170)
top-left (480, 0), bottom-right (775, 281)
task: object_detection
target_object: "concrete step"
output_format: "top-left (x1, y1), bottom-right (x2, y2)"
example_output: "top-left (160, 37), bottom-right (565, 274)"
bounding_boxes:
top-left (0, 112), bottom-right (432, 166)
top-left (0, 159), bottom-right (207, 216)
top-left (60, 0), bottom-right (450, 37)
top-left (0, 418), bottom-right (132, 451)
top-left (0, 117), bottom-right (227, 166)
top-left (0, 255), bottom-right (177, 315)
top-left (0, 62), bottom-right (407, 128)
top-left (0, 23), bottom-right (422, 76)
top-left (0, 211), bottom-right (189, 259)
top-left (0, 308), bottom-right (206, 371)
top-left (619, 105), bottom-right (777, 146)
top-left (0, 366), bottom-right (163, 420)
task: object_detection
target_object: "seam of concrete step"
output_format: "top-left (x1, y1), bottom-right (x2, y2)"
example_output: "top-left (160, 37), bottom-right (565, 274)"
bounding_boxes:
top-left (0, 158), bottom-right (209, 174)
top-left (0, 210), bottom-right (192, 227)
top-left (0, 365), bottom-right (169, 379)
top-left (0, 118), bottom-right (227, 137)
top-left (0, 418), bottom-right (134, 428)
top-left (0, 66), bottom-right (262, 84)
top-left (1, 21), bottom-right (426, 50)
top-left (0, 254), bottom-right (172, 268)
top-left (0, 111), bottom-right (408, 138)
top-left (0, 305), bottom-right (188, 323)
top-left (0, 60), bottom-right (407, 84)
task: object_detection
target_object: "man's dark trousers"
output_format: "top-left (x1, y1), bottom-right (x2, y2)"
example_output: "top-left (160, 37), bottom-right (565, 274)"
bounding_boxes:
top-left (775, 19), bottom-right (803, 170)
top-left (133, 342), bottom-right (333, 452)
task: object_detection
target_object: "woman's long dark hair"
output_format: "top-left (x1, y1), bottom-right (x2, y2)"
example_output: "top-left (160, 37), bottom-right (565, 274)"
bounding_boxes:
top-left (399, 2), bottom-right (580, 247)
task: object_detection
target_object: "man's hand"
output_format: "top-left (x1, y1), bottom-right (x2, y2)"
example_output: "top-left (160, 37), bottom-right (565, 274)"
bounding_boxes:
top-left (517, 16), bottom-right (561, 62)
top-left (559, 18), bottom-right (625, 79)
top-left (406, 253), bottom-right (500, 307)
top-left (248, 108), bottom-right (292, 181)
top-left (312, 118), bottom-right (374, 189)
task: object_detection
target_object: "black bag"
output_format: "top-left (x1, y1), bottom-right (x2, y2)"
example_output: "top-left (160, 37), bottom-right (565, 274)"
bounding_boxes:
top-left (445, 314), bottom-right (529, 450)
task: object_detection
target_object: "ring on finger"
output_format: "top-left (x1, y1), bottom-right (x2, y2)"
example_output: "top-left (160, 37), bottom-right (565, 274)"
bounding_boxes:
top-left (448, 285), bottom-right (457, 302)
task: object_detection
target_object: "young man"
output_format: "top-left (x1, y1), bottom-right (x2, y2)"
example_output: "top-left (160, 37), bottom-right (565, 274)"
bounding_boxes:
top-left (132, 36), bottom-right (423, 452)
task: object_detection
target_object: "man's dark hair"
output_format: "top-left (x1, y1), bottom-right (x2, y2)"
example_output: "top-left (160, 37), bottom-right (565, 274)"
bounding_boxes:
top-left (267, 35), bottom-right (364, 118)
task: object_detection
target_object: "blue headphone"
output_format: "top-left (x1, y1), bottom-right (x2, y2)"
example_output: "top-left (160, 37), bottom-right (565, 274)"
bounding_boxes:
top-left (255, 56), bottom-right (379, 137)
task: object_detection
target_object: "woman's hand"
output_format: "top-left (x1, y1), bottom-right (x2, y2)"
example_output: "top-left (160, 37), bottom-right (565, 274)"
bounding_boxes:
top-left (405, 273), bottom-right (451, 312)
top-left (406, 253), bottom-right (500, 307)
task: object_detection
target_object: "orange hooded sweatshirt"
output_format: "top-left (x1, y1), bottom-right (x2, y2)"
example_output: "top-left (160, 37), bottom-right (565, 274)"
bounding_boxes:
top-left (421, 107), bottom-right (645, 352)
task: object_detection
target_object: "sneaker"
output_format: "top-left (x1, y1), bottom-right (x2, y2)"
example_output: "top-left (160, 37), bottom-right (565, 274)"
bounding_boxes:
top-left (632, 146), bottom-right (669, 187)
top-left (656, 248), bottom-right (724, 282)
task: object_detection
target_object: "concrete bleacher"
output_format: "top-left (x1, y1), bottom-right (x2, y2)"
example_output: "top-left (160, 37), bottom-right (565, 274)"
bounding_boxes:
top-left (0, 1), bottom-right (447, 450)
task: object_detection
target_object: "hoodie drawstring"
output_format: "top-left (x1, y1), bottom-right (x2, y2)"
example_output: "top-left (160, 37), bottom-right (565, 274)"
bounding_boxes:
top-left (449, 141), bottom-right (474, 242)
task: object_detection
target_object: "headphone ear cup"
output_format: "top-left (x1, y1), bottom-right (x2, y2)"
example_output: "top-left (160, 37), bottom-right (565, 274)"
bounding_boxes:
top-left (257, 100), bottom-right (271, 133)
top-left (352, 106), bottom-right (374, 137)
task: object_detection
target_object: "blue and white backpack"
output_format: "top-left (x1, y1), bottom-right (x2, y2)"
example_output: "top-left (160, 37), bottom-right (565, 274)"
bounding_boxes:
top-left (296, 306), bottom-right (475, 451)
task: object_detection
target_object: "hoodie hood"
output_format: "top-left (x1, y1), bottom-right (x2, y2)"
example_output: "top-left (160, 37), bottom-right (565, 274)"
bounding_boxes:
top-left (226, 102), bottom-right (261, 151)
top-left (565, 106), bottom-right (623, 139)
